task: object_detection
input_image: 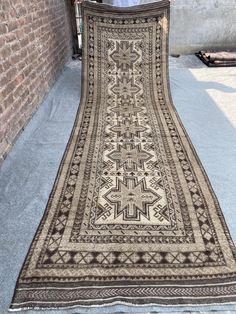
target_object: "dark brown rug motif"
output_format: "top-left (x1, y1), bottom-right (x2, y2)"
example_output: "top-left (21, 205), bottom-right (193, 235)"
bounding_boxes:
top-left (11, 0), bottom-right (236, 310)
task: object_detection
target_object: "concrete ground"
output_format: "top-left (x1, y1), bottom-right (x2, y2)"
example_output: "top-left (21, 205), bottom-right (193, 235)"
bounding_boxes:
top-left (0, 56), bottom-right (236, 314)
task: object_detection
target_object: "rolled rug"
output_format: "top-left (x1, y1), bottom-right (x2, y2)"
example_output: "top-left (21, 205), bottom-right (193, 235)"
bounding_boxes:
top-left (196, 50), bottom-right (236, 67)
top-left (205, 51), bottom-right (236, 62)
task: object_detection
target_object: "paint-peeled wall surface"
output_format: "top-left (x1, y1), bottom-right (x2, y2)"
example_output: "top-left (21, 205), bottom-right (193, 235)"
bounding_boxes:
top-left (168, 0), bottom-right (236, 54)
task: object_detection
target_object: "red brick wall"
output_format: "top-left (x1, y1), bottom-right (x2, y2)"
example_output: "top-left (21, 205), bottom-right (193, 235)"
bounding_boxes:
top-left (0, 0), bottom-right (73, 165)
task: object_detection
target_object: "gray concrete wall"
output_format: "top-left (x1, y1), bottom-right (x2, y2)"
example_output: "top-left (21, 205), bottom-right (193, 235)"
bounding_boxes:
top-left (104, 0), bottom-right (236, 55)
top-left (168, 0), bottom-right (236, 54)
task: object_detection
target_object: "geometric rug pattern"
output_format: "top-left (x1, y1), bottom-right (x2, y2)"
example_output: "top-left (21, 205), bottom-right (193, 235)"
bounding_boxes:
top-left (11, 0), bottom-right (236, 310)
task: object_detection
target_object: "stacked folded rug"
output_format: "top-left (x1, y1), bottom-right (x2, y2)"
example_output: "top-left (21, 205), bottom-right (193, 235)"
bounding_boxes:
top-left (196, 51), bottom-right (236, 67)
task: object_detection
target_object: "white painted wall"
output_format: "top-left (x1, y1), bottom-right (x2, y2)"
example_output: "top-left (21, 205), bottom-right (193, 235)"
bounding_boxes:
top-left (103, 0), bottom-right (236, 54)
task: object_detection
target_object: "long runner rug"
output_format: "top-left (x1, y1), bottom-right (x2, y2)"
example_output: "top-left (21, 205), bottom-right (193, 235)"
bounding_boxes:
top-left (10, 0), bottom-right (236, 310)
